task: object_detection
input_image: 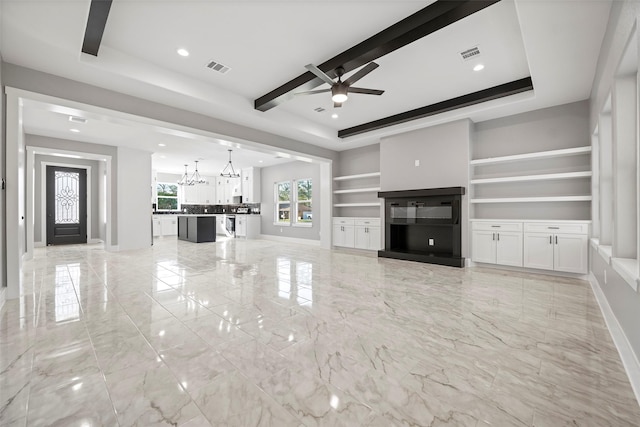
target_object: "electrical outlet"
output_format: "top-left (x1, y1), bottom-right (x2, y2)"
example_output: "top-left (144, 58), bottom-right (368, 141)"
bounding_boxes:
top-left (415, 159), bottom-right (420, 167)
top-left (280, 228), bottom-right (283, 233)
top-left (428, 238), bottom-right (434, 246)
top-left (204, 208), bottom-right (208, 213)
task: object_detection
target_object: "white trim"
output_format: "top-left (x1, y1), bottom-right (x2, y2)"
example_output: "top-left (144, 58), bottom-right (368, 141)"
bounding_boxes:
top-left (259, 234), bottom-right (321, 246)
top-left (588, 273), bottom-right (640, 407)
top-left (333, 187), bottom-right (381, 194)
top-left (468, 261), bottom-right (589, 280)
top-left (34, 241), bottom-right (45, 248)
top-left (88, 238), bottom-right (103, 244)
top-left (598, 245), bottom-right (613, 264)
top-left (333, 172), bottom-right (381, 181)
top-left (0, 288), bottom-right (5, 313)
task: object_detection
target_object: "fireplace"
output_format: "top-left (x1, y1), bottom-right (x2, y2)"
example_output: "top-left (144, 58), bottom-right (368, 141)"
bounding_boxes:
top-left (378, 187), bottom-right (465, 268)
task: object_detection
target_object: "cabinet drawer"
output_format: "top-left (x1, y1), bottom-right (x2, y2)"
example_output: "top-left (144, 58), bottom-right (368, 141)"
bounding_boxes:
top-left (524, 222), bottom-right (588, 235)
top-left (354, 218), bottom-right (380, 227)
top-left (472, 222), bottom-right (522, 232)
top-left (333, 218), bottom-right (355, 226)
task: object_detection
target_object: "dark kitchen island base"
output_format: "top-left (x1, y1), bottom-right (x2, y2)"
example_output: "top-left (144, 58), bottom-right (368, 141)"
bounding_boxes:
top-left (178, 216), bottom-right (216, 243)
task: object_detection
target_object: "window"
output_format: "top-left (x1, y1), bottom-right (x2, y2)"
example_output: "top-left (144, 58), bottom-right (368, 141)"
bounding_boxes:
top-left (157, 182), bottom-right (179, 210)
top-left (275, 181), bottom-right (291, 225)
top-left (274, 179), bottom-right (313, 227)
top-left (295, 179), bottom-right (312, 226)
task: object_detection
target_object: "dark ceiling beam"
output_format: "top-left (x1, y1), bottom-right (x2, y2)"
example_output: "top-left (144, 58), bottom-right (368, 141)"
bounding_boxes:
top-left (338, 77), bottom-right (534, 138)
top-left (254, 0), bottom-right (501, 112)
top-left (82, 0), bottom-right (113, 56)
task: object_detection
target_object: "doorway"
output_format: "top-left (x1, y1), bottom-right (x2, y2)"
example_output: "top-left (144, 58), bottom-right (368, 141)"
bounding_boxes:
top-left (46, 165), bottom-right (88, 245)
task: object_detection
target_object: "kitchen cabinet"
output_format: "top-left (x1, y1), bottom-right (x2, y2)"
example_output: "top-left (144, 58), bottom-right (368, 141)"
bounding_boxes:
top-left (354, 218), bottom-right (381, 250)
top-left (152, 217), bottom-right (162, 237)
top-left (216, 177), bottom-right (241, 204)
top-left (153, 216), bottom-right (178, 236)
top-left (177, 216), bottom-right (216, 243)
top-left (523, 222), bottom-right (589, 274)
top-left (183, 177), bottom-right (216, 205)
top-left (236, 215), bottom-right (261, 239)
top-left (471, 221), bottom-right (523, 267)
top-left (241, 167), bottom-right (261, 203)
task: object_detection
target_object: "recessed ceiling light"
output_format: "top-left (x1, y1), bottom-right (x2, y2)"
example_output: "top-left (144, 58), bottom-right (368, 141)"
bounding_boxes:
top-left (473, 64), bottom-right (485, 72)
top-left (158, 143), bottom-right (166, 147)
top-left (177, 48), bottom-right (189, 57)
top-left (258, 160), bottom-right (263, 163)
top-left (331, 113), bottom-right (339, 119)
top-left (160, 155), bottom-right (166, 159)
top-left (70, 128), bottom-right (80, 133)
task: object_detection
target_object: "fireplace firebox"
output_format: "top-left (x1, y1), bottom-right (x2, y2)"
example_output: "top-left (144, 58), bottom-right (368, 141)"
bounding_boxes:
top-left (378, 187), bottom-right (465, 268)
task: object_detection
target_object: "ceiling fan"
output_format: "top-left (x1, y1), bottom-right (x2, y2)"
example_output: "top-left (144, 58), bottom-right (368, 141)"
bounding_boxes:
top-left (297, 62), bottom-right (384, 108)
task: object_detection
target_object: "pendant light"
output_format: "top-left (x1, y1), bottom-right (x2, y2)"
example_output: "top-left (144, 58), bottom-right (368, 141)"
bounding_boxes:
top-left (220, 149), bottom-right (240, 178)
top-left (189, 160), bottom-right (206, 184)
top-left (177, 164), bottom-right (192, 186)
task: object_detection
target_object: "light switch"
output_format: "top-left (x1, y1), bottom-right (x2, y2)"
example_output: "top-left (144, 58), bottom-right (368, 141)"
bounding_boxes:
top-left (415, 160), bottom-right (420, 167)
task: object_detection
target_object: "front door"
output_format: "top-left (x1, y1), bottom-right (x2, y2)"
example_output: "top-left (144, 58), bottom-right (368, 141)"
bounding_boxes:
top-left (46, 166), bottom-right (87, 245)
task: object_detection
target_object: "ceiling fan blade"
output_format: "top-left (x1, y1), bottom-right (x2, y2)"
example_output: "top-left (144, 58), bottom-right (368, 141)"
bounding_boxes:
top-left (334, 102), bottom-right (342, 108)
top-left (305, 64), bottom-right (336, 87)
top-left (294, 89), bottom-right (331, 96)
top-left (349, 87), bottom-right (385, 95)
top-left (344, 62), bottom-right (379, 86)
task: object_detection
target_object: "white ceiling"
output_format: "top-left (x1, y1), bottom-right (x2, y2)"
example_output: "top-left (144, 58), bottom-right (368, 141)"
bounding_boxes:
top-left (1, 0), bottom-right (612, 168)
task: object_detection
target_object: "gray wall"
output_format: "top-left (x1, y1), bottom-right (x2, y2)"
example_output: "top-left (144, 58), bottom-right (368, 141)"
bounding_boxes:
top-left (472, 101), bottom-right (591, 220)
top-left (33, 154), bottom-right (101, 243)
top-left (588, 0), bottom-right (640, 366)
top-left (26, 135), bottom-right (118, 244)
top-left (261, 161), bottom-right (321, 241)
top-left (117, 147), bottom-right (152, 251)
top-left (335, 144), bottom-right (381, 218)
top-left (380, 119), bottom-right (471, 256)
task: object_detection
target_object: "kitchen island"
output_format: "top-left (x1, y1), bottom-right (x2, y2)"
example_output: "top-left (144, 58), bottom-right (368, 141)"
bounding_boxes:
top-left (177, 215), bottom-right (216, 243)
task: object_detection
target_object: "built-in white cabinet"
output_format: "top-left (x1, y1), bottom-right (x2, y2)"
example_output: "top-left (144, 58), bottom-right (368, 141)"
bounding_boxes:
top-left (152, 217), bottom-right (162, 237)
top-left (241, 167), bottom-right (261, 203)
top-left (472, 220), bottom-right (589, 274)
top-left (354, 218), bottom-right (381, 250)
top-left (333, 218), bottom-right (355, 248)
top-left (216, 177), bottom-right (242, 204)
top-left (182, 177), bottom-right (216, 205)
top-left (523, 222), bottom-right (589, 274)
top-left (236, 215), bottom-right (261, 239)
top-left (333, 217), bottom-right (380, 250)
top-left (471, 221), bottom-right (523, 267)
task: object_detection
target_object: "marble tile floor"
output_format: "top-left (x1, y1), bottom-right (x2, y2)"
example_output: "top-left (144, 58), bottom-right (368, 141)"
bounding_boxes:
top-left (1, 237), bottom-right (639, 426)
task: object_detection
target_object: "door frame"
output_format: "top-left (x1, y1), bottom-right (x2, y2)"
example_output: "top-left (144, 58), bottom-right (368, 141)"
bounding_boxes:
top-left (43, 162), bottom-right (91, 247)
top-left (26, 146), bottom-right (113, 260)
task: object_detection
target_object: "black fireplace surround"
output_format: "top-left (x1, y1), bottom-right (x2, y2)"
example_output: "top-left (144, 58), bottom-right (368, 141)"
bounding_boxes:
top-left (378, 187), bottom-right (465, 268)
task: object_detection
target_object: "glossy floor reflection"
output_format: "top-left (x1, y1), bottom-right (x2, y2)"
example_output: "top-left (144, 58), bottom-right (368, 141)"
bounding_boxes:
top-left (1, 237), bottom-right (639, 426)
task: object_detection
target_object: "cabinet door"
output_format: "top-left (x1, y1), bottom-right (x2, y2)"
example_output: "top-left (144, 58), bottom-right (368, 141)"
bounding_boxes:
top-left (183, 185), bottom-right (198, 204)
top-left (471, 230), bottom-right (497, 264)
top-left (333, 224), bottom-right (346, 247)
top-left (354, 226), bottom-right (368, 250)
top-left (523, 233), bottom-right (554, 270)
top-left (162, 218), bottom-right (178, 236)
top-left (216, 178), bottom-right (225, 204)
top-left (241, 169), bottom-right (253, 202)
top-left (199, 179), bottom-right (216, 204)
top-left (152, 219), bottom-right (162, 237)
top-left (333, 224), bottom-right (354, 248)
top-left (367, 226), bottom-right (381, 250)
top-left (236, 217), bottom-right (246, 237)
top-left (554, 233), bottom-right (588, 274)
top-left (496, 231), bottom-right (523, 267)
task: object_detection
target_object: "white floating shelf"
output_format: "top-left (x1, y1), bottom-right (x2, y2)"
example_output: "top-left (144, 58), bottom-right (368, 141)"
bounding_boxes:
top-left (333, 187), bottom-right (381, 194)
top-left (334, 172), bottom-right (381, 181)
top-left (470, 171), bottom-right (592, 184)
top-left (470, 146), bottom-right (592, 166)
top-left (334, 202), bottom-right (381, 207)
top-left (470, 196), bottom-right (592, 204)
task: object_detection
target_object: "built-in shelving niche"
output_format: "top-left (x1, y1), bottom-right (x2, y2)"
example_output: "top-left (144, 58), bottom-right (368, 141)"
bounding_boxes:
top-left (470, 146), bottom-right (592, 220)
top-left (333, 172), bottom-right (381, 218)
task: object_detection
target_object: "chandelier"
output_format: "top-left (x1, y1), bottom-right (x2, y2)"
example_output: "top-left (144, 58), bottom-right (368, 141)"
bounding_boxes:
top-left (177, 164), bottom-right (192, 186)
top-left (220, 149), bottom-right (240, 178)
top-left (190, 160), bottom-right (206, 184)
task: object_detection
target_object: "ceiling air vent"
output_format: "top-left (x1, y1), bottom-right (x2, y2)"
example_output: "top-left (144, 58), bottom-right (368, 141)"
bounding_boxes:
top-left (68, 116), bottom-right (87, 124)
top-left (314, 107), bottom-right (325, 112)
top-left (206, 60), bottom-right (231, 74)
top-left (459, 46), bottom-right (480, 61)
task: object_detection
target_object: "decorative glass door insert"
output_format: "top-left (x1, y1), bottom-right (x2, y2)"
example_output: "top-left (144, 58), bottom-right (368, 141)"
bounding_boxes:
top-left (54, 170), bottom-right (80, 224)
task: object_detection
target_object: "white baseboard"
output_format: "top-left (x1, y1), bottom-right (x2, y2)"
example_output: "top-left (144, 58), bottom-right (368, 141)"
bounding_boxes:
top-left (88, 238), bottom-right (103, 244)
top-left (34, 241), bottom-right (45, 248)
top-left (588, 273), bottom-right (640, 406)
top-left (469, 261), bottom-right (588, 280)
top-left (0, 287), bottom-right (5, 312)
top-left (106, 245), bottom-right (119, 252)
top-left (259, 234), bottom-right (321, 247)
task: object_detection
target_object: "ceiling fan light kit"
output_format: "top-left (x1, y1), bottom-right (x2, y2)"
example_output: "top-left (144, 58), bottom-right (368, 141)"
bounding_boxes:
top-left (299, 62), bottom-right (384, 108)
